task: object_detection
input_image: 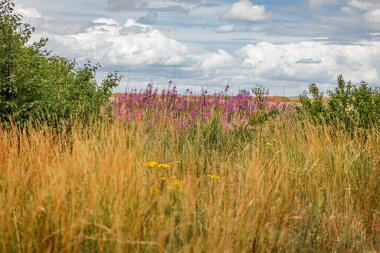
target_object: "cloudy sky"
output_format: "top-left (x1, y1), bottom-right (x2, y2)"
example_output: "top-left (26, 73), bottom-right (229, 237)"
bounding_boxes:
top-left (13, 0), bottom-right (380, 95)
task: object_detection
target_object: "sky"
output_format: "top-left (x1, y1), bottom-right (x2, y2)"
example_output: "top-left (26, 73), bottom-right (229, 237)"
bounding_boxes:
top-left (12, 0), bottom-right (380, 95)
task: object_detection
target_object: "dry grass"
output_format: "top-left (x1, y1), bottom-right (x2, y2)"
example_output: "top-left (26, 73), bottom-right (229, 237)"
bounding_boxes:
top-left (0, 119), bottom-right (379, 252)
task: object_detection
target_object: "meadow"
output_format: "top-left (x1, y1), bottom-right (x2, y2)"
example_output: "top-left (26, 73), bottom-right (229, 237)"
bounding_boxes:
top-left (2, 1), bottom-right (380, 251)
top-left (1, 89), bottom-right (380, 253)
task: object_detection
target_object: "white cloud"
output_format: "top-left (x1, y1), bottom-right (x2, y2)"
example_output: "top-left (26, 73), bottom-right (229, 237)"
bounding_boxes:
top-left (192, 49), bottom-right (235, 70)
top-left (365, 9), bottom-right (380, 24)
top-left (29, 18), bottom-right (380, 93)
top-left (222, 0), bottom-right (270, 22)
top-left (93, 18), bottom-right (120, 26)
top-left (236, 41), bottom-right (380, 83)
top-left (39, 19), bottom-right (189, 66)
top-left (216, 24), bottom-right (235, 33)
top-left (348, 0), bottom-right (380, 10)
top-left (14, 4), bottom-right (42, 19)
top-left (346, 1), bottom-right (380, 25)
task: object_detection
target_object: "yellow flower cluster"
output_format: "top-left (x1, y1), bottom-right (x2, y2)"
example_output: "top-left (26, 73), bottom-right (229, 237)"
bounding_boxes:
top-left (144, 161), bottom-right (171, 169)
top-left (145, 161), bottom-right (182, 197)
top-left (208, 174), bottom-right (220, 181)
top-left (144, 161), bottom-right (159, 168)
top-left (158, 163), bottom-right (171, 169)
top-left (171, 179), bottom-right (182, 188)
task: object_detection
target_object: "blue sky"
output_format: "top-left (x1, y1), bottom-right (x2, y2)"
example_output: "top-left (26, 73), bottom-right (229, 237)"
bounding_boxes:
top-left (13, 0), bottom-right (380, 95)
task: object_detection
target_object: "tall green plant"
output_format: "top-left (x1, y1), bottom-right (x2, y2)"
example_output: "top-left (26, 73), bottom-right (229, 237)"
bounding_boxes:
top-left (299, 75), bottom-right (380, 130)
top-left (0, 0), bottom-right (35, 122)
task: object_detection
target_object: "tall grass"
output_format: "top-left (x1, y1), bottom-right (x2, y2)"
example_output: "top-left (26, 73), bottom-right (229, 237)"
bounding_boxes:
top-left (0, 118), bottom-right (379, 252)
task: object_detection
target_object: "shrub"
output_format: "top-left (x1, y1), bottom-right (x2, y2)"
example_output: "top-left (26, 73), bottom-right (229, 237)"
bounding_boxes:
top-left (0, 0), bottom-right (120, 127)
top-left (299, 75), bottom-right (380, 130)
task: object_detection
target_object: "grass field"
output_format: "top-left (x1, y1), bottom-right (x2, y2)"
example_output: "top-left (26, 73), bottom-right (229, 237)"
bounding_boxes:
top-left (2, 1), bottom-right (380, 251)
top-left (1, 114), bottom-right (379, 252)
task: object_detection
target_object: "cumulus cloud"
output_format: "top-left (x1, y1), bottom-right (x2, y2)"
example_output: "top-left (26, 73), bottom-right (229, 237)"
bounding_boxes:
top-left (191, 49), bottom-right (235, 70)
top-left (40, 19), bottom-right (189, 66)
top-left (40, 18), bottom-right (237, 73)
top-left (236, 41), bottom-right (380, 83)
top-left (222, 0), bottom-right (270, 22)
top-left (27, 17), bottom-right (380, 93)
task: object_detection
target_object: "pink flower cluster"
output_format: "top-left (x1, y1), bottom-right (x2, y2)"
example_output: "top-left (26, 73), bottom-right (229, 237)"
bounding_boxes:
top-left (112, 85), bottom-right (290, 131)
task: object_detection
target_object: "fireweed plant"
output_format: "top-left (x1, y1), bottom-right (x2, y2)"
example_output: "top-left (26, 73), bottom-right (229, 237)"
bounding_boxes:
top-left (112, 84), bottom-right (292, 131)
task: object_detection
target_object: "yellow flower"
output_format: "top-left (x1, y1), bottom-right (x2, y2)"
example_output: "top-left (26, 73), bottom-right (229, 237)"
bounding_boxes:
top-left (171, 180), bottom-right (181, 187)
top-left (158, 163), bottom-right (171, 169)
top-left (266, 142), bottom-right (273, 147)
top-left (208, 174), bottom-right (220, 180)
top-left (168, 179), bottom-right (183, 194)
top-left (144, 161), bottom-right (159, 168)
top-left (159, 177), bottom-right (167, 181)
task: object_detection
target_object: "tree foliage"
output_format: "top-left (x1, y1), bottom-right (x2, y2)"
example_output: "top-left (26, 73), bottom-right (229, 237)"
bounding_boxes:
top-left (0, 0), bottom-right (120, 127)
top-left (299, 75), bottom-right (380, 130)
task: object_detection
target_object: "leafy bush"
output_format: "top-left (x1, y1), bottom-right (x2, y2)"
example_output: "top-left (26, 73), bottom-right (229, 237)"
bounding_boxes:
top-left (0, 0), bottom-right (120, 127)
top-left (299, 75), bottom-right (380, 129)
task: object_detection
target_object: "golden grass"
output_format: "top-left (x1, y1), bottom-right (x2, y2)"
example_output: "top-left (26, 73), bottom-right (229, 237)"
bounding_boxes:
top-left (0, 119), bottom-right (379, 252)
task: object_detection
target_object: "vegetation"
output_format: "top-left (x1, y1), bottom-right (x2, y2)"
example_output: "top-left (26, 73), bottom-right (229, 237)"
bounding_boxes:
top-left (112, 84), bottom-right (289, 131)
top-left (299, 75), bottom-right (380, 130)
top-left (0, 0), bottom-right (120, 127)
top-left (1, 0), bottom-right (380, 252)
top-left (1, 119), bottom-right (379, 252)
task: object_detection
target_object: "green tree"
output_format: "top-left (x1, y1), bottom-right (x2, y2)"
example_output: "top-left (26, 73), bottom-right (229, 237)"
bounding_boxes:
top-left (0, 0), bottom-right (120, 127)
top-left (299, 75), bottom-right (380, 130)
top-left (0, 0), bottom-right (35, 122)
